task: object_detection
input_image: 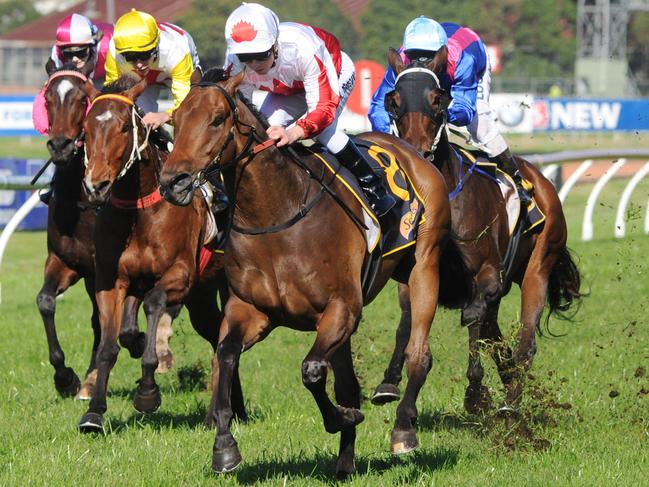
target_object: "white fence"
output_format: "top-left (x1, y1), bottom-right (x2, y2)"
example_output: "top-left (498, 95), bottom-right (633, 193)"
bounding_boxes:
top-left (2, 149), bottom-right (649, 269)
top-left (529, 149), bottom-right (649, 242)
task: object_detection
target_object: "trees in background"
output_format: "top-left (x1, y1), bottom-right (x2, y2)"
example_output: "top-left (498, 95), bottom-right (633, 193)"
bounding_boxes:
top-left (0, 0), bottom-right (39, 35)
top-left (178, 0), bottom-right (358, 70)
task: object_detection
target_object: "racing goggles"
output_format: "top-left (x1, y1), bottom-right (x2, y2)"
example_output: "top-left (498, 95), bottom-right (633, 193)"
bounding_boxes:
top-left (122, 48), bottom-right (157, 63)
top-left (61, 46), bottom-right (91, 61)
top-left (236, 48), bottom-right (273, 63)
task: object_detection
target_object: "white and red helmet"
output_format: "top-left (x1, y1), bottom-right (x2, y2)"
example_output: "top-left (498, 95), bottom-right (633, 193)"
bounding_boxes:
top-left (55, 13), bottom-right (99, 47)
top-left (225, 3), bottom-right (279, 54)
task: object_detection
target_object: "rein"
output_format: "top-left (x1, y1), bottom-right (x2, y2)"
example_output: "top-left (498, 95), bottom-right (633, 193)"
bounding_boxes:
top-left (192, 83), bottom-right (367, 235)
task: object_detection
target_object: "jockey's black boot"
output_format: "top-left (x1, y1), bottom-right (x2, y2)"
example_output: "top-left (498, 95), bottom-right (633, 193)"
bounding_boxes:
top-left (336, 140), bottom-right (396, 217)
top-left (210, 177), bottom-right (230, 213)
top-left (151, 125), bottom-right (174, 153)
top-left (39, 186), bottom-right (53, 205)
top-left (494, 148), bottom-right (533, 207)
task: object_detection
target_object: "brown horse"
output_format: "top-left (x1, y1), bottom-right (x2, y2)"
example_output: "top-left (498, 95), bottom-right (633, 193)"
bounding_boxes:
top-left (159, 70), bottom-right (451, 478)
top-left (36, 63), bottom-right (144, 399)
top-left (77, 76), bottom-right (245, 432)
top-left (373, 50), bottom-right (582, 415)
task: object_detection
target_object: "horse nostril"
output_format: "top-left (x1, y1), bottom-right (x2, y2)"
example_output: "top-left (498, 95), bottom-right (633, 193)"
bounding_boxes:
top-left (47, 137), bottom-right (74, 162)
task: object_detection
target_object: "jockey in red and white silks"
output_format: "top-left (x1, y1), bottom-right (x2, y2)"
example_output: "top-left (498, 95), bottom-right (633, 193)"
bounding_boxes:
top-left (223, 2), bottom-right (395, 216)
top-left (223, 7), bottom-right (353, 153)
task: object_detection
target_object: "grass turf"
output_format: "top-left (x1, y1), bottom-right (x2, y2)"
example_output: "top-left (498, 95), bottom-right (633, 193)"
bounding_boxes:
top-left (1, 171), bottom-right (648, 484)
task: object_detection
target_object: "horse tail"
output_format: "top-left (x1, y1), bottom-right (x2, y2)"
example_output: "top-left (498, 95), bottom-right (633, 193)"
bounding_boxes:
top-left (544, 246), bottom-right (583, 332)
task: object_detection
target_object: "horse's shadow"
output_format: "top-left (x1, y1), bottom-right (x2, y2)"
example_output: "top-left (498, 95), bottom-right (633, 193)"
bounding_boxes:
top-left (220, 447), bottom-right (459, 484)
top-left (416, 408), bottom-right (480, 433)
top-left (102, 400), bottom-right (264, 433)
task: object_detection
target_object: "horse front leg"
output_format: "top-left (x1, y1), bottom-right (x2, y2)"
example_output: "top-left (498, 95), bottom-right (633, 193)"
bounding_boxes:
top-left (371, 282), bottom-right (411, 405)
top-left (212, 298), bottom-right (269, 473)
top-left (132, 286), bottom-right (169, 414)
top-left (118, 296), bottom-right (144, 359)
top-left (331, 339), bottom-right (361, 479)
top-left (504, 261), bottom-right (554, 411)
top-left (76, 277), bottom-right (101, 400)
top-left (36, 253), bottom-right (81, 397)
top-left (79, 286), bottom-right (126, 433)
top-left (462, 265), bottom-right (503, 414)
top-left (391, 244), bottom-right (440, 455)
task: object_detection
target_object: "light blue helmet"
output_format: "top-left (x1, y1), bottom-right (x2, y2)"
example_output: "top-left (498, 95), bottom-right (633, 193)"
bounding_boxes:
top-left (403, 16), bottom-right (448, 52)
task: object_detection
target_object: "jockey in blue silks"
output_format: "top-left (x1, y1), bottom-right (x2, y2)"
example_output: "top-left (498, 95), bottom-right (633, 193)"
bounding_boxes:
top-left (369, 16), bottom-right (532, 204)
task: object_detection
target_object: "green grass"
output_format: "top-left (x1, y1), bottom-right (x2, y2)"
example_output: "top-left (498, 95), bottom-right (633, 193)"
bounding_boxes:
top-left (1, 168), bottom-right (648, 485)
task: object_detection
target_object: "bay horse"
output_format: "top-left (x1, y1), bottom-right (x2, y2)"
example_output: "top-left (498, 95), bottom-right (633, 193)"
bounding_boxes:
top-left (159, 70), bottom-right (451, 478)
top-left (36, 63), bottom-right (144, 399)
top-left (373, 49), bottom-right (582, 416)
top-left (77, 76), bottom-right (246, 432)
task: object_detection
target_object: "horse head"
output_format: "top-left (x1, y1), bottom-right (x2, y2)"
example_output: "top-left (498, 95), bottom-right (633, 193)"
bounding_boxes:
top-left (385, 47), bottom-right (451, 158)
top-left (160, 70), bottom-right (247, 206)
top-left (43, 62), bottom-right (96, 165)
top-left (82, 76), bottom-right (148, 204)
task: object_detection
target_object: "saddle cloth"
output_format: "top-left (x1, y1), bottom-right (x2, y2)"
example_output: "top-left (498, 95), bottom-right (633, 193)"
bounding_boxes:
top-left (305, 138), bottom-right (426, 258)
top-left (453, 146), bottom-right (545, 235)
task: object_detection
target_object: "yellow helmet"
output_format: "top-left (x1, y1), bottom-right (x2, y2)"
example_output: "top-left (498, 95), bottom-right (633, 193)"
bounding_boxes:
top-left (113, 9), bottom-right (160, 53)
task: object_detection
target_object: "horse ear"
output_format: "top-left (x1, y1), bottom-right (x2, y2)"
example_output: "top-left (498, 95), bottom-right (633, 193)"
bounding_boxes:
top-left (81, 79), bottom-right (100, 101)
top-left (45, 58), bottom-right (57, 76)
top-left (388, 47), bottom-right (405, 75)
top-left (384, 90), bottom-right (401, 118)
top-left (124, 76), bottom-right (148, 101)
top-left (427, 88), bottom-right (451, 115)
top-left (426, 46), bottom-right (448, 77)
top-left (222, 70), bottom-right (245, 95)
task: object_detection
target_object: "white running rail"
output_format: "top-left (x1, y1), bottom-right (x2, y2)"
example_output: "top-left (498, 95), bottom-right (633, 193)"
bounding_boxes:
top-left (614, 161), bottom-right (649, 238)
top-left (582, 159), bottom-right (627, 241)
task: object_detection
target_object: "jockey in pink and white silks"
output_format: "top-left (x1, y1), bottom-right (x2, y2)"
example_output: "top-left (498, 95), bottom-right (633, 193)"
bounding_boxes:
top-left (369, 16), bottom-right (532, 204)
top-left (223, 2), bottom-right (395, 216)
top-left (46, 13), bottom-right (112, 87)
top-left (33, 14), bottom-right (112, 136)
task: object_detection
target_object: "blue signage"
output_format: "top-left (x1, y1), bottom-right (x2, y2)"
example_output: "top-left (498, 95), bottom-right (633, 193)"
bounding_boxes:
top-left (533, 98), bottom-right (649, 131)
top-left (0, 159), bottom-right (50, 230)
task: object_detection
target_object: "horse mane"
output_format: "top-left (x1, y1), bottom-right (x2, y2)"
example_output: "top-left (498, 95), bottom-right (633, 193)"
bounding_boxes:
top-left (102, 75), bottom-right (139, 94)
top-left (55, 62), bottom-right (85, 74)
top-left (201, 67), bottom-right (228, 83)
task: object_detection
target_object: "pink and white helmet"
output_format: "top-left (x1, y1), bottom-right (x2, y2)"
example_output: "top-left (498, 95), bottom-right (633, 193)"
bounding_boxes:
top-left (225, 2), bottom-right (279, 54)
top-left (56, 13), bottom-right (98, 47)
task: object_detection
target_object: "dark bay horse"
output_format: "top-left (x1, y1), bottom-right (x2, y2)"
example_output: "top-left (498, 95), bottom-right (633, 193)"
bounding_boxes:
top-left (159, 71), bottom-right (451, 478)
top-left (77, 77), bottom-right (245, 432)
top-left (36, 64), bottom-right (144, 399)
top-left (374, 49), bottom-right (582, 415)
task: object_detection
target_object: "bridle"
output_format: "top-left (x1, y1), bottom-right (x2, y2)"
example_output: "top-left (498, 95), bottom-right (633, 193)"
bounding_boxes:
top-left (85, 93), bottom-right (152, 181)
top-left (46, 70), bottom-right (90, 157)
top-left (391, 65), bottom-right (448, 161)
top-left (180, 82), bottom-right (367, 234)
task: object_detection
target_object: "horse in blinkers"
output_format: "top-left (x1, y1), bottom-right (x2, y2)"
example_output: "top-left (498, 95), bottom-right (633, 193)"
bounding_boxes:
top-left (371, 49), bottom-right (582, 416)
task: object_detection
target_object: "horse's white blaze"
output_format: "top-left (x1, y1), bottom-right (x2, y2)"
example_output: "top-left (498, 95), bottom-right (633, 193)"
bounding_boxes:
top-left (56, 80), bottom-right (74, 103)
top-left (84, 170), bottom-right (94, 190)
top-left (96, 111), bottom-right (113, 122)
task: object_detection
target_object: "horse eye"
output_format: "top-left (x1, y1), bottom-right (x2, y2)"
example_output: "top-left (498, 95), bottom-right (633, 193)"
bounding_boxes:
top-left (122, 123), bottom-right (132, 133)
top-left (211, 116), bottom-right (224, 127)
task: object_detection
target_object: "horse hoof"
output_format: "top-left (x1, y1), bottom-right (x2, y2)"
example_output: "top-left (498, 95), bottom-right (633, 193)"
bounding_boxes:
top-left (390, 428), bottom-right (419, 455)
top-left (325, 407), bottom-right (364, 433)
top-left (54, 368), bottom-right (81, 398)
top-left (79, 412), bottom-right (104, 434)
top-left (371, 383), bottom-right (400, 405)
top-left (464, 385), bottom-right (493, 415)
top-left (212, 445), bottom-right (242, 473)
top-left (335, 458), bottom-right (356, 480)
top-left (75, 389), bottom-right (92, 401)
top-left (133, 384), bottom-right (161, 413)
